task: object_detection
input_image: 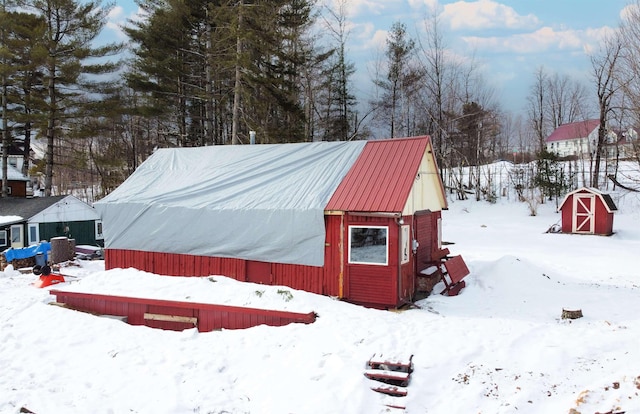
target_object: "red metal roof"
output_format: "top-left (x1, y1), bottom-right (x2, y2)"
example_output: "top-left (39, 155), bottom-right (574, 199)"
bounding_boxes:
top-left (545, 119), bottom-right (600, 143)
top-left (325, 136), bottom-right (430, 212)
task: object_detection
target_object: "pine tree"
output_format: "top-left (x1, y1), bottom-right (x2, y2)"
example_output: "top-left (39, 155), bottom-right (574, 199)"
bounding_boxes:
top-left (23, 0), bottom-right (121, 195)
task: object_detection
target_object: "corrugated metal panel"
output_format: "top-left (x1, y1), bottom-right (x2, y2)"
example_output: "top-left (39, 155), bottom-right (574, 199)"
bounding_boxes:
top-left (326, 137), bottom-right (429, 212)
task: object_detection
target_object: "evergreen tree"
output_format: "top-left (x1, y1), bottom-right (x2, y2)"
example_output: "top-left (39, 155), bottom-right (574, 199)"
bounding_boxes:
top-left (23, 0), bottom-right (121, 195)
top-left (372, 21), bottom-right (422, 138)
top-left (533, 149), bottom-right (573, 204)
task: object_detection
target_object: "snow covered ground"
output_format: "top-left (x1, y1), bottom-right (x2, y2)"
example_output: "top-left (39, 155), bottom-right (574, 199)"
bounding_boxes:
top-left (1, 192), bottom-right (639, 414)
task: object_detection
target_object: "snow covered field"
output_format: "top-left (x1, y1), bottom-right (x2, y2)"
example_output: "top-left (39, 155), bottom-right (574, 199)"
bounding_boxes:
top-left (1, 192), bottom-right (639, 414)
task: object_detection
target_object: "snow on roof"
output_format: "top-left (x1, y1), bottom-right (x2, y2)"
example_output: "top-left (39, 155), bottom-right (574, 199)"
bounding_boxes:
top-left (0, 215), bottom-right (23, 226)
top-left (0, 162), bottom-right (29, 181)
top-left (545, 119), bottom-right (600, 143)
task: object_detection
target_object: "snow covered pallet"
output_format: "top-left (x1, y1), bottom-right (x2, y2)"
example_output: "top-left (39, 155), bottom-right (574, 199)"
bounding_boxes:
top-left (365, 353), bottom-right (414, 395)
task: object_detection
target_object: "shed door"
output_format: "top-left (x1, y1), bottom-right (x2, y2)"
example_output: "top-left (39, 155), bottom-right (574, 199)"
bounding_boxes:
top-left (573, 194), bottom-right (595, 234)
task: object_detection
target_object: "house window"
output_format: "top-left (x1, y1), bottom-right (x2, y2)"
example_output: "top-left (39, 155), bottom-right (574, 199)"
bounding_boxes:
top-left (10, 224), bottom-right (23, 246)
top-left (28, 224), bottom-right (39, 245)
top-left (95, 220), bottom-right (103, 240)
top-left (348, 225), bottom-right (388, 265)
top-left (0, 230), bottom-right (6, 247)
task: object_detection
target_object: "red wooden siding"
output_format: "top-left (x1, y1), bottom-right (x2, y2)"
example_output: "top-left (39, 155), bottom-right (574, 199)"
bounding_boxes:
top-left (326, 137), bottom-right (428, 212)
top-left (50, 290), bottom-right (316, 332)
top-left (104, 215), bottom-right (347, 299)
top-left (559, 189), bottom-right (615, 235)
top-left (414, 210), bottom-right (447, 266)
top-left (344, 215), bottom-right (401, 308)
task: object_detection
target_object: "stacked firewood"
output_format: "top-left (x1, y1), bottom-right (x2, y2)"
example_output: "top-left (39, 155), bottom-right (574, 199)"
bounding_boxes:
top-left (0, 254), bottom-right (36, 271)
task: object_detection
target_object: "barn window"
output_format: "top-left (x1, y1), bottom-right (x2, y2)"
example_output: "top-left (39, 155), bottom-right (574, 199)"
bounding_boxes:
top-left (348, 226), bottom-right (388, 265)
top-left (0, 230), bottom-right (6, 247)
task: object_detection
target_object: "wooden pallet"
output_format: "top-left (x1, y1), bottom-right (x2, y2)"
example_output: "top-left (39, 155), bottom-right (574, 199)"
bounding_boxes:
top-left (365, 353), bottom-right (414, 397)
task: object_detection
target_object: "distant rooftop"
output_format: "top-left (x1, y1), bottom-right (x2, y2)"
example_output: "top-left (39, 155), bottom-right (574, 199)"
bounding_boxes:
top-left (546, 119), bottom-right (600, 143)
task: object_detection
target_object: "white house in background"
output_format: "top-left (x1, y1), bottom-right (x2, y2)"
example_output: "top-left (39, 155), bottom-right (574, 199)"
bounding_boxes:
top-left (606, 127), bottom-right (638, 159)
top-left (545, 119), bottom-right (601, 158)
top-left (546, 119), bottom-right (638, 160)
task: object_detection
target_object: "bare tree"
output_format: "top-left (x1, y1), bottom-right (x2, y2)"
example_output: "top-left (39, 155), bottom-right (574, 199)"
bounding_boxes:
top-left (527, 66), bottom-right (549, 152)
top-left (547, 72), bottom-right (590, 129)
top-left (591, 33), bottom-right (622, 188)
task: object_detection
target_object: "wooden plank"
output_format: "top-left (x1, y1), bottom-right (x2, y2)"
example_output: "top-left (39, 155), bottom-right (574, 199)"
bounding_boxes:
top-left (143, 313), bottom-right (197, 325)
top-left (371, 385), bottom-right (408, 397)
top-left (368, 353), bottom-right (413, 372)
top-left (364, 369), bottom-right (410, 381)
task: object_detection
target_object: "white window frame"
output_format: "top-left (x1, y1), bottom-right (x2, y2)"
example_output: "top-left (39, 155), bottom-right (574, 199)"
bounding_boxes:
top-left (10, 224), bottom-right (23, 248)
top-left (28, 223), bottom-right (40, 245)
top-left (95, 220), bottom-right (104, 240)
top-left (348, 225), bottom-right (389, 266)
top-left (0, 230), bottom-right (7, 247)
top-left (400, 224), bottom-right (410, 265)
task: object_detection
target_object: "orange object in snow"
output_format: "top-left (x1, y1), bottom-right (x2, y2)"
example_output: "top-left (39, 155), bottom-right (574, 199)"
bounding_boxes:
top-left (32, 265), bottom-right (65, 288)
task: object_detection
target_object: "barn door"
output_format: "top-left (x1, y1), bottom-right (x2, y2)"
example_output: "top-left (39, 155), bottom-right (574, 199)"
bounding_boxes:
top-left (573, 194), bottom-right (595, 234)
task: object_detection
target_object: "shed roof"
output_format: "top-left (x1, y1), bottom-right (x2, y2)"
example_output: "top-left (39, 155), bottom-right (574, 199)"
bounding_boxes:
top-left (558, 187), bottom-right (618, 213)
top-left (546, 119), bottom-right (600, 143)
top-left (0, 162), bottom-right (29, 181)
top-left (0, 195), bottom-right (98, 223)
top-left (326, 137), bottom-right (429, 212)
top-left (0, 196), bottom-right (66, 219)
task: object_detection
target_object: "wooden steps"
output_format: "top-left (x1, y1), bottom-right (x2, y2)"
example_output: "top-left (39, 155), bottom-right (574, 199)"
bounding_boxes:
top-left (364, 353), bottom-right (414, 409)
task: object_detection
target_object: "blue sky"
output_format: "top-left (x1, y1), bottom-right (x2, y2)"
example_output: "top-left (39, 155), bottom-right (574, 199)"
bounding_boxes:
top-left (104, 0), bottom-right (631, 116)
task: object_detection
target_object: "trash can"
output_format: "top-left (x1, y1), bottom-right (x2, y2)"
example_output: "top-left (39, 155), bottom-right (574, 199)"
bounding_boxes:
top-left (35, 252), bottom-right (46, 267)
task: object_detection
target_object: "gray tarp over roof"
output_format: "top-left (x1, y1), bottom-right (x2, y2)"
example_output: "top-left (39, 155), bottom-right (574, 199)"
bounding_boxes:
top-left (95, 141), bottom-right (367, 267)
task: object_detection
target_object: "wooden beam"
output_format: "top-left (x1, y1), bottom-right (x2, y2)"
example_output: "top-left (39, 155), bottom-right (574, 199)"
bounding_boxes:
top-left (144, 313), bottom-right (197, 325)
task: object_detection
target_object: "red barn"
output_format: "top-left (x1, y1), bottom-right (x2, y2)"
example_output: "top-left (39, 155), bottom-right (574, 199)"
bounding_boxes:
top-left (96, 136), bottom-right (466, 309)
top-left (558, 187), bottom-right (617, 235)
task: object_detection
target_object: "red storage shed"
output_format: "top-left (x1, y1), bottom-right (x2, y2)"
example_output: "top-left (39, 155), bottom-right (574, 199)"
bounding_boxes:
top-left (558, 187), bottom-right (617, 235)
top-left (96, 136), bottom-right (467, 309)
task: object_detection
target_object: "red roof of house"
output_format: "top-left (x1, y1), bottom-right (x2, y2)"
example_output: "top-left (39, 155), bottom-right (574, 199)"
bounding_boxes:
top-left (325, 136), bottom-right (430, 212)
top-left (545, 119), bottom-right (600, 143)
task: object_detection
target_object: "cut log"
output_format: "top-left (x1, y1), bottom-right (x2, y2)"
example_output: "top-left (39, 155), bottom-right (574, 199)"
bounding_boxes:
top-left (561, 308), bottom-right (583, 319)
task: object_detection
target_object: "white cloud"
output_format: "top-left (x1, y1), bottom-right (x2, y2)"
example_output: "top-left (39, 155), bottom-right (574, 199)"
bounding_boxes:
top-left (105, 5), bottom-right (147, 42)
top-left (620, 3), bottom-right (639, 23)
top-left (461, 26), bottom-right (617, 55)
top-left (441, 0), bottom-right (540, 31)
top-left (320, 0), bottom-right (394, 18)
top-left (407, 0), bottom-right (439, 13)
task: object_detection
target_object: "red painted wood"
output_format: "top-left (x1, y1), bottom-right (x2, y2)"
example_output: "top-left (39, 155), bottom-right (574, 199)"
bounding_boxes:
top-left (50, 289), bottom-right (316, 332)
top-left (560, 189), bottom-right (615, 235)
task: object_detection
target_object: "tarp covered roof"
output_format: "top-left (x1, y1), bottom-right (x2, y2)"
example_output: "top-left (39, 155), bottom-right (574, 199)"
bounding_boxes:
top-left (95, 141), bottom-right (367, 267)
top-left (95, 137), bottom-right (444, 267)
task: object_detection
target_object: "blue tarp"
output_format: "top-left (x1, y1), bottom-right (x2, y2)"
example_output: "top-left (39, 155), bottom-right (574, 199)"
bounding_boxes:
top-left (3, 242), bottom-right (51, 263)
